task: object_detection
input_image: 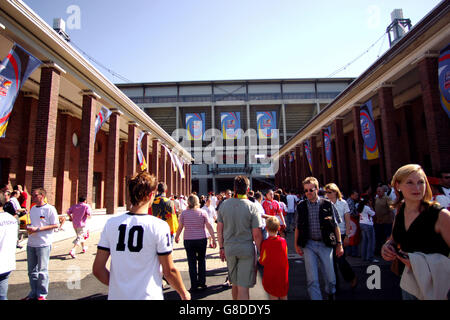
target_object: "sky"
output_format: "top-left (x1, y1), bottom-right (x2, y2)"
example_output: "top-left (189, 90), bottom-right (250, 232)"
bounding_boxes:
top-left (23, 0), bottom-right (442, 84)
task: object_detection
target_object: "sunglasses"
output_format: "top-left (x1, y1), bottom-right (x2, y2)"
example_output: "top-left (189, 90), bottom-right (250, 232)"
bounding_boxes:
top-left (304, 188), bottom-right (316, 193)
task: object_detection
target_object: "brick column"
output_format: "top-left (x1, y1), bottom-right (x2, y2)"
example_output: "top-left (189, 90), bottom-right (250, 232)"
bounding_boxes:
top-left (321, 129), bottom-right (329, 185)
top-left (378, 85), bottom-right (401, 180)
top-left (333, 118), bottom-right (348, 193)
top-left (127, 121), bottom-right (139, 209)
top-left (310, 135), bottom-right (320, 179)
top-left (55, 112), bottom-right (72, 214)
top-left (166, 150), bottom-right (173, 196)
top-left (105, 110), bottom-right (122, 214)
top-left (352, 105), bottom-right (370, 192)
top-left (78, 91), bottom-right (98, 205)
top-left (151, 139), bottom-right (160, 179)
top-left (23, 95), bottom-right (38, 206)
top-left (32, 66), bottom-right (61, 204)
top-left (159, 146), bottom-right (167, 184)
top-left (419, 57), bottom-right (450, 176)
top-left (295, 146), bottom-right (301, 191)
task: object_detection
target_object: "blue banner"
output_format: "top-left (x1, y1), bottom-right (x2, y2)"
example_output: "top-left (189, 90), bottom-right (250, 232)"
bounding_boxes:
top-left (359, 100), bottom-right (379, 160)
top-left (304, 140), bottom-right (313, 173)
top-left (323, 126), bottom-right (333, 168)
top-left (0, 44), bottom-right (41, 137)
top-left (220, 112), bottom-right (241, 139)
top-left (257, 111), bottom-right (277, 139)
top-left (186, 113), bottom-right (205, 141)
top-left (438, 44), bottom-right (450, 118)
top-left (94, 106), bottom-right (112, 140)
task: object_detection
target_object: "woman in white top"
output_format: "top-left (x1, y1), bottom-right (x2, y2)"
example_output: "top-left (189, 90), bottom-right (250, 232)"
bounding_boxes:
top-left (357, 197), bottom-right (377, 262)
top-left (201, 195), bottom-right (217, 248)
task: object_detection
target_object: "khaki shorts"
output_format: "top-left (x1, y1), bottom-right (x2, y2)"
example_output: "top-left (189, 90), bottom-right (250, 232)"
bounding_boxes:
top-left (73, 227), bottom-right (87, 245)
top-left (226, 253), bottom-right (257, 288)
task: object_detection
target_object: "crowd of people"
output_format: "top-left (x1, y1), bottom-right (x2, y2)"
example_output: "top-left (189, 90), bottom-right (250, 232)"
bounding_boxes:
top-left (0, 165), bottom-right (449, 300)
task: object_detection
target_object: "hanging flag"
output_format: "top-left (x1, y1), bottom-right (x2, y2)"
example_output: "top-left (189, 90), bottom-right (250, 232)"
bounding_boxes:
top-left (94, 106), bottom-right (112, 140)
top-left (289, 151), bottom-right (295, 163)
top-left (323, 126), bottom-right (333, 168)
top-left (162, 145), bottom-right (186, 179)
top-left (137, 132), bottom-right (147, 171)
top-left (162, 144), bottom-right (177, 172)
top-left (304, 140), bottom-right (313, 173)
top-left (257, 111), bottom-right (277, 139)
top-left (0, 43), bottom-right (41, 138)
top-left (221, 111), bottom-right (241, 139)
top-left (359, 100), bottom-right (379, 160)
top-left (438, 44), bottom-right (450, 118)
top-left (186, 113), bottom-right (205, 141)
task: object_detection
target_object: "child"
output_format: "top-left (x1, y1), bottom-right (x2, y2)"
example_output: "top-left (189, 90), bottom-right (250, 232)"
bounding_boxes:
top-left (259, 216), bottom-right (289, 300)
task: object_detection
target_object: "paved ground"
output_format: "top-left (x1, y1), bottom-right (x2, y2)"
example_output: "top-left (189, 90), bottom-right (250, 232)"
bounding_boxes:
top-left (6, 212), bottom-right (402, 300)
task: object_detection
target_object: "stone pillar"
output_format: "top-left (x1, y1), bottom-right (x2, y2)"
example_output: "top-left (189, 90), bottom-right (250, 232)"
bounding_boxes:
top-left (78, 91), bottom-right (99, 205)
top-left (418, 57), bottom-right (450, 176)
top-left (32, 66), bottom-right (61, 204)
top-left (105, 109), bottom-right (122, 214)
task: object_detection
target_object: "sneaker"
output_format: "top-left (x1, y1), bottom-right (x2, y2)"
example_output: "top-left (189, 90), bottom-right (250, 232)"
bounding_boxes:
top-left (82, 246), bottom-right (88, 253)
top-left (37, 296), bottom-right (46, 300)
top-left (69, 250), bottom-right (76, 258)
top-left (84, 230), bottom-right (89, 240)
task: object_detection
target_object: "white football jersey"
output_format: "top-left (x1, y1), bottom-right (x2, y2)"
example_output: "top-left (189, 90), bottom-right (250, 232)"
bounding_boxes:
top-left (97, 212), bottom-right (172, 300)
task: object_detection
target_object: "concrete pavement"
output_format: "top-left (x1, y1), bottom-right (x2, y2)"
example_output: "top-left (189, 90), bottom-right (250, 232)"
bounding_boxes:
top-left (7, 211), bottom-right (401, 300)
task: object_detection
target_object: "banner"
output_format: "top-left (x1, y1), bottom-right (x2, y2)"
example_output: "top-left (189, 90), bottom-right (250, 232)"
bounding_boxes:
top-left (359, 100), bottom-right (379, 160)
top-left (137, 132), bottom-right (147, 171)
top-left (257, 111), bottom-right (277, 139)
top-left (220, 111), bottom-right (241, 139)
top-left (289, 151), bottom-right (295, 163)
top-left (94, 106), bottom-right (112, 140)
top-left (0, 44), bottom-right (41, 137)
top-left (304, 140), bottom-right (313, 173)
top-left (186, 113), bottom-right (205, 141)
top-left (323, 126), bottom-right (333, 168)
top-left (438, 44), bottom-right (450, 118)
top-left (162, 144), bottom-right (185, 179)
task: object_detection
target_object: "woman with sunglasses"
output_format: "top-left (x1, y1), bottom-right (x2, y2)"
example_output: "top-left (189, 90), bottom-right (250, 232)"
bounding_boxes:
top-left (324, 183), bottom-right (358, 290)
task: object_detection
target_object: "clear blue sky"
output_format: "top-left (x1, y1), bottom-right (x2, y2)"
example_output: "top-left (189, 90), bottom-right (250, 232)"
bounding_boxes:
top-left (24, 0), bottom-right (442, 84)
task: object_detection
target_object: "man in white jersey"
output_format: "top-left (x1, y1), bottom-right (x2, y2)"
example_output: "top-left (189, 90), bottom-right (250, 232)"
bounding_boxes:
top-left (23, 188), bottom-right (59, 300)
top-left (93, 171), bottom-right (190, 300)
top-left (0, 200), bottom-right (18, 300)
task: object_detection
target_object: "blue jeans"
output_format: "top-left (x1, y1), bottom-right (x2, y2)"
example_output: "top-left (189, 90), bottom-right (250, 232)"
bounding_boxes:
top-left (287, 211), bottom-right (295, 230)
top-left (26, 245), bottom-right (51, 299)
top-left (360, 224), bottom-right (375, 261)
top-left (303, 240), bottom-right (336, 300)
top-left (0, 272), bottom-right (11, 300)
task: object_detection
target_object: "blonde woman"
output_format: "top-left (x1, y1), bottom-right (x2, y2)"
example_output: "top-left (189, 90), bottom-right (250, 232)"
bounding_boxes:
top-left (381, 164), bottom-right (450, 299)
top-left (175, 194), bottom-right (216, 293)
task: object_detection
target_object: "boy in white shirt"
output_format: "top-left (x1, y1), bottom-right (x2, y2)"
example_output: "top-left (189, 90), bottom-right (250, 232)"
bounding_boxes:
top-left (93, 171), bottom-right (190, 300)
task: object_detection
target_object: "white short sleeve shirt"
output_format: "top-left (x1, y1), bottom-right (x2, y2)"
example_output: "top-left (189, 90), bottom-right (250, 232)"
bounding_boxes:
top-left (97, 213), bottom-right (172, 300)
top-left (27, 204), bottom-right (59, 247)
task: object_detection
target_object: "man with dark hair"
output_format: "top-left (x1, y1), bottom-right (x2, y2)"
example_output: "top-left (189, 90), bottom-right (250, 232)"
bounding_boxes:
top-left (295, 177), bottom-right (343, 300)
top-left (150, 182), bottom-right (178, 238)
top-left (217, 175), bottom-right (262, 300)
top-left (439, 170), bottom-right (450, 198)
top-left (67, 196), bottom-right (92, 258)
